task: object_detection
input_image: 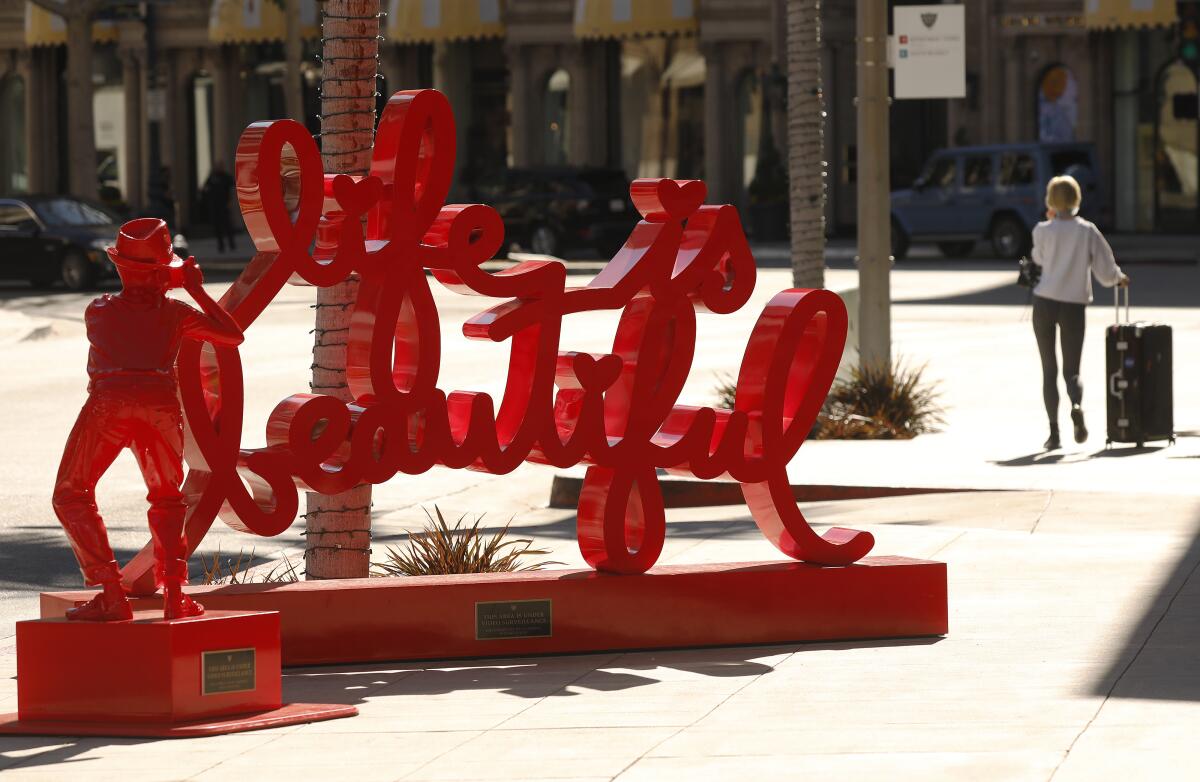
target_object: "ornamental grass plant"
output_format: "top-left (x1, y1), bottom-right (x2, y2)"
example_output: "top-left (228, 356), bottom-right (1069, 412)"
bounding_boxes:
top-left (373, 506), bottom-right (560, 577)
top-left (816, 360), bottom-right (944, 440)
top-left (199, 547), bottom-right (301, 584)
top-left (713, 360), bottom-right (943, 440)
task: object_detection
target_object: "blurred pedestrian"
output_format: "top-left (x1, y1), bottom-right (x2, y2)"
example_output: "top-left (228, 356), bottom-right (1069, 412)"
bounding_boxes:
top-left (1030, 175), bottom-right (1128, 450)
top-left (200, 161), bottom-right (235, 253)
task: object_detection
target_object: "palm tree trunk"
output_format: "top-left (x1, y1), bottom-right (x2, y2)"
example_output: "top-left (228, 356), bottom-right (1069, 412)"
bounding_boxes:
top-left (306, 0), bottom-right (380, 579)
top-left (786, 0), bottom-right (825, 289)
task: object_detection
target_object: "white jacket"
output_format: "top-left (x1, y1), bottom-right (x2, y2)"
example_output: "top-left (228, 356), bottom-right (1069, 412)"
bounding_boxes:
top-left (1031, 216), bottom-right (1123, 305)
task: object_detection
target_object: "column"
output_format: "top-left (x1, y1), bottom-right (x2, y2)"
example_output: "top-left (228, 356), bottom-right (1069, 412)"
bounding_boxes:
top-left (702, 41), bottom-right (734, 205)
top-left (171, 49), bottom-right (201, 229)
top-left (434, 42), bottom-right (471, 189)
top-left (506, 43), bottom-right (534, 167)
top-left (121, 49), bottom-right (145, 212)
top-left (208, 46), bottom-right (242, 170)
top-left (1003, 43), bottom-right (1021, 143)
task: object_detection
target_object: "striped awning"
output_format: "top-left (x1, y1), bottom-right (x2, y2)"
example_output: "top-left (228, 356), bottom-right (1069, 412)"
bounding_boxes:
top-left (386, 0), bottom-right (505, 44)
top-left (1084, 0), bottom-right (1175, 30)
top-left (209, 0), bottom-right (320, 45)
top-left (574, 0), bottom-right (697, 39)
top-left (24, 2), bottom-right (116, 48)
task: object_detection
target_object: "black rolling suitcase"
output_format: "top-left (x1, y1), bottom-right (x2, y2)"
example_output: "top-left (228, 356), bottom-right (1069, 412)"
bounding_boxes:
top-left (1106, 286), bottom-right (1174, 448)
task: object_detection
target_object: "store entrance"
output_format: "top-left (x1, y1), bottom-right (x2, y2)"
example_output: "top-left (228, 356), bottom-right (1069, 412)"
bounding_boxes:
top-left (1155, 60), bottom-right (1199, 231)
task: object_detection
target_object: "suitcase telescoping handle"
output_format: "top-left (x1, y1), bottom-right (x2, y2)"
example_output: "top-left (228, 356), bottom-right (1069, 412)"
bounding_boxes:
top-left (1114, 283), bottom-right (1130, 324)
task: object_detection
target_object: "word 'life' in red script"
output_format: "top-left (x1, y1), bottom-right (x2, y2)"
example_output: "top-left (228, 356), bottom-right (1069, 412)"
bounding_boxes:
top-left (122, 88), bottom-right (873, 592)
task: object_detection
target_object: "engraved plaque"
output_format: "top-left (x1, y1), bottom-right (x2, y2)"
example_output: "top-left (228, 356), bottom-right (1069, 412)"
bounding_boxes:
top-left (475, 599), bottom-right (552, 640)
top-left (201, 648), bottom-right (256, 695)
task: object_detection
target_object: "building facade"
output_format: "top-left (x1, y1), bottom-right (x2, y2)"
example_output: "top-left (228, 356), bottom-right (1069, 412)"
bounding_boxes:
top-left (948, 0), bottom-right (1188, 234)
top-left (10, 1), bottom-right (1184, 240)
top-left (0, 0), bottom-right (892, 238)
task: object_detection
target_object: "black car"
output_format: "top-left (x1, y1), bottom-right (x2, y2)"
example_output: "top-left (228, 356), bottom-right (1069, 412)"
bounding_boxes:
top-left (470, 167), bottom-right (637, 258)
top-left (0, 196), bottom-right (124, 290)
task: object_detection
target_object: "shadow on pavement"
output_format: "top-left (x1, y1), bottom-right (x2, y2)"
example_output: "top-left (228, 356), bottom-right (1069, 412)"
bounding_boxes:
top-left (1092, 445), bottom-right (1167, 458)
top-left (0, 737), bottom-right (153, 773)
top-left (992, 451), bottom-right (1067, 467)
top-left (280, 637), bottom-right (943, 708)
top-left (1094, 517), bottom-right (1200, 701)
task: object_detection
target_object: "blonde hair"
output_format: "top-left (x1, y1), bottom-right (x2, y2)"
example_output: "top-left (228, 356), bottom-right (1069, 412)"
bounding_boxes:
top-left (1045, 175), bottom-right (1082, 215)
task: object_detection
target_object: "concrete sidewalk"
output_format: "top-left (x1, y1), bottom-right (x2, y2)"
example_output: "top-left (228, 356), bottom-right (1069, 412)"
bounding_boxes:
top-left (1, 487), bottom-right (1197, 781)
top-left (2, 260), bottom-right (1198, 780)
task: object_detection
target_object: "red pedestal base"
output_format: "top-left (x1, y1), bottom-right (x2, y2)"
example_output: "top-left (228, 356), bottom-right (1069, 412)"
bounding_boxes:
top-left (42, 557), bottom-right (947, 666)
top-left (0, 610), bottom-right (356, 738)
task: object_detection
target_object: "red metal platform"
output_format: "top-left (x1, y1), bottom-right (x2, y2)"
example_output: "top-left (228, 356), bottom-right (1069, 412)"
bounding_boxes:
top-left (1, 610), bottom-right (357, 738)
top-left (43, 558), bottom-right (947, 666)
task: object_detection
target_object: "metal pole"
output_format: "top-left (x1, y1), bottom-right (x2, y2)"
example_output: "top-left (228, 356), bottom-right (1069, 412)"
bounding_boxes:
top-left (856, 0), bottom-right (891, 370)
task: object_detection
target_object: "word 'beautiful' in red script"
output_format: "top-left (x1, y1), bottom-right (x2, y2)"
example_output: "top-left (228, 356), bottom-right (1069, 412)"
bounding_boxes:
top-left (123, 88), bottom-right (873, 591)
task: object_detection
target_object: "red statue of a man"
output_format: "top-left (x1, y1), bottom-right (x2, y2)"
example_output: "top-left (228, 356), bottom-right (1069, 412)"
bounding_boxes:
top-left (52, 218), bottom-right (243, 621)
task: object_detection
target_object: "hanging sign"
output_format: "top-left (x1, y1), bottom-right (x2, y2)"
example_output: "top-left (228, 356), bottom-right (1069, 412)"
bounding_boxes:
top-left (893, 4), bottom-right (966, 100)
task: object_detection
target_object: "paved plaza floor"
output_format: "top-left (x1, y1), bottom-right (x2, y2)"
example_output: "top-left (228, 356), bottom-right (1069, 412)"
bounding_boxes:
top-left (1, 255), bottom-right (1197, 780)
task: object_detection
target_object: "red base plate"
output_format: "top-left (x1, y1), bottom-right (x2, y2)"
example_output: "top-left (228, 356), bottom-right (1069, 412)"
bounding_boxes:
top-left (0, 702), bottom-right (358, 738)
top-left (42, 558), bottom-right (947, 666)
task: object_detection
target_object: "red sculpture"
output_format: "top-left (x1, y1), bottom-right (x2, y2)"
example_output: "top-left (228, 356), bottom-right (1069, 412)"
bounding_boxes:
top-left (53, 218), bottom-right (244, 620)
top-left (110, 88), bottom-right (871, 595)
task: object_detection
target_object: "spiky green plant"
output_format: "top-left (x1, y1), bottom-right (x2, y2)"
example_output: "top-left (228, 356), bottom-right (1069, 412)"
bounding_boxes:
top-left (816, 360), bottom-right (943, 439)
top-left (373, 506), bottom-right (560, 577)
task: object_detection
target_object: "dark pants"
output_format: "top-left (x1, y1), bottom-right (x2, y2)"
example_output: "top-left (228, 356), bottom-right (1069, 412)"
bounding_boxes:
top-left (52, 383), bottom-right (186, 586)
top-left (1032, 295), bottom-right (1086, 426)
top-left (209, 205), bottom-right (235, 252)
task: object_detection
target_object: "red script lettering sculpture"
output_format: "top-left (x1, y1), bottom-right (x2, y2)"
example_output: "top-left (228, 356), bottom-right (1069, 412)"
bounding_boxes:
top-left (112, 88), bottom-right (872, 594)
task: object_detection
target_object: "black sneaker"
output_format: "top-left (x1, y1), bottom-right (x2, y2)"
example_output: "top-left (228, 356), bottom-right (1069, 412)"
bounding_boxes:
top-left (1044, 430), bottom-right (1062, 451)
top-left (1071, 406), bottom-right (1088, 444)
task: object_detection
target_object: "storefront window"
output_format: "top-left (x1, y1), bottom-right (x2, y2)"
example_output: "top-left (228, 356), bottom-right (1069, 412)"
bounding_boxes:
top-left (1155, 60), bottom-right (1198, 229)
top-left (1037, 64), bottom-right (1078, 143)
top-left (619, 37), bottom-right (704, 181)
top-left (543, 68), bottom-right (569, 165)
top-left (737, 69), bottom-right (762, 195)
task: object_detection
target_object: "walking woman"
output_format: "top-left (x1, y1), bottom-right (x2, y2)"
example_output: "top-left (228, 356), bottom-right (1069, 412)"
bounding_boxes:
top-left (1031, 175), bottom-right (1128, 450)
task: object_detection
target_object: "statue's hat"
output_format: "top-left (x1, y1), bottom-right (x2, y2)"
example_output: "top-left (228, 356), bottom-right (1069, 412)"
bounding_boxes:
top-left (105, 217), bottom-right (185, 272)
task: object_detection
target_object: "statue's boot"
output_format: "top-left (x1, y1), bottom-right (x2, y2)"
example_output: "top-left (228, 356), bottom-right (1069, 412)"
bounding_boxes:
top-left (161, 557), bottom-right (204, 620)
top-left (149, 508), bottom-right (204, 620)
top-left (67, 561), bottom-right (133, 622)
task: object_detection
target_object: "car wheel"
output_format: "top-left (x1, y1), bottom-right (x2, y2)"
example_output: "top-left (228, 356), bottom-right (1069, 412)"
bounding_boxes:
top-left (937, 241), bottom-right (975, 258)
top-left (991, 216), bottom-right (1030, 260)
top-left (60, 251), bottom-right (96, 292)
top-left (529, 225), bottom-right (560, 257)
top-left (891, 219), bottom-right (909, 261)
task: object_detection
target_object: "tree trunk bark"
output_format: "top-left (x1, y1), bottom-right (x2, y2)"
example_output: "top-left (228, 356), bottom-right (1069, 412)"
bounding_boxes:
top-left (284, 0), bottom-right (304, 123)
top-left (786, 0), bottom-right (825, 289)
top-left (65, 0), bottom-right (99, 201)
top-left (306, 0), bottom-right (380, 580)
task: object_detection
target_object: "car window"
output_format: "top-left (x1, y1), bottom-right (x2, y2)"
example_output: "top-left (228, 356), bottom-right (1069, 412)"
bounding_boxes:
top-left (924, 156), bottom-right (957, 189)
top-left (1049, 150), bottom-right (1092, 176)
top-left (1049, 149), bottom-right (1096, 186)
top-left (0, 203), bottom-right (35, 228)
top-left (1000, 153), bottom-right (1036, 186)
top-left (33, 198), bottom-right (115, 227)
top-left (578, 169), bottom-right (629, 197)
top-left (963, 156), bottom-right (993, 188)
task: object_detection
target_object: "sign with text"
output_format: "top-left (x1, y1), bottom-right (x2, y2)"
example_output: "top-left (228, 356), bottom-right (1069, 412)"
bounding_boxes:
top-left (893, 4), bottom-right (966, 100)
